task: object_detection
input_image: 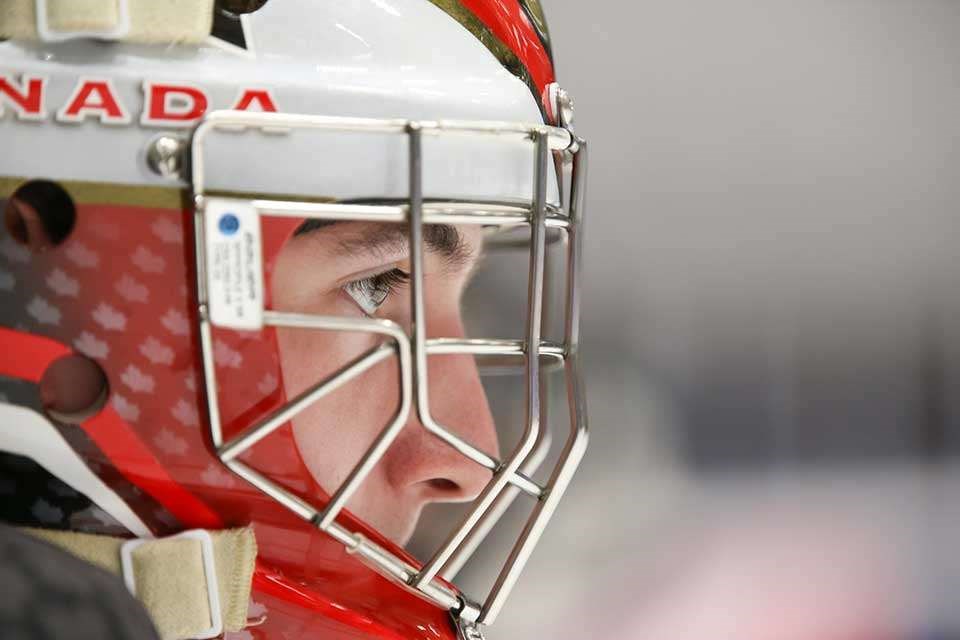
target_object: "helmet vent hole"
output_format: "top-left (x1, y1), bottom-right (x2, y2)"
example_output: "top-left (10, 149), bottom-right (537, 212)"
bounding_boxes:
top-left (3, 180), bottom-right (76, 251)
top-left (39, 354), bottom-right (109, 425)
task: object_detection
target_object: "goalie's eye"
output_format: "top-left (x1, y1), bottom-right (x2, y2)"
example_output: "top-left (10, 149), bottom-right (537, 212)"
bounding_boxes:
top-left (343, 268), bottom-right (410, 315)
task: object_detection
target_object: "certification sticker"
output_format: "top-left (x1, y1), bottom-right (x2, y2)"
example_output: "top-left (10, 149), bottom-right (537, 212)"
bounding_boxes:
top-left (204, 197), bottom-right (264, 330)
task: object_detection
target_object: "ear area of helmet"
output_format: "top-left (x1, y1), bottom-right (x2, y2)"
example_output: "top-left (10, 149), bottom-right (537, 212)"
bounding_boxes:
top-left (3, 179), bottom-right (77, 252)
top-left (39, 353), bottom-right (110, 424)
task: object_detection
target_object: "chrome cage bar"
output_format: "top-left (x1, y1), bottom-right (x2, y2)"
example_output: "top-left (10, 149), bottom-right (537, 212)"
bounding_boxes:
top-left (189, 110), bottom-right (589, 627)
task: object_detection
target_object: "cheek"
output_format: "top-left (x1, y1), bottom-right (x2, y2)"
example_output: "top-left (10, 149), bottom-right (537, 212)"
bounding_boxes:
top-left (274, 324), bottom-right (402, 492)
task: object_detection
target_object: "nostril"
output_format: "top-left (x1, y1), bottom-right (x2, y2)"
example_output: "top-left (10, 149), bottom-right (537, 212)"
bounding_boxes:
top-left (426, 478), bottom-right (460, 493)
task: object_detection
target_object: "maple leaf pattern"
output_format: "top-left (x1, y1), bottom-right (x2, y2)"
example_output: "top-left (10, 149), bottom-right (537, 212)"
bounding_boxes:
top-left (201, 463), bottom-right (237, 489)
top-left (214, 339), bottom-right (242, 368)
top-left (257, 373), bottom-right (278, 395)
top-left (74, 331), bottom-right (109, 359)
top-left (90, 220), bottom-right (121, 240)
top-left (160, 308), bottom-right (190, 336)
top-left (171, 398), bottom-right (200, 427)
top-left (155, 428), bottom-right (188, 455)
top-left (151, 216), bottom-right (182, 244)
top-left (46, 268), bottom-right (80, 297)
top-left (112, 393), bottom-right (140, 422)
top-left (26, 296), bottom-right (61, 325)
top-left (0, 236), bottom-right (30, 264)
top-left (64, 241), bottom-right (100, 268)
top-left (131, 245), bottom-right (165, 273)
top-left (139, 336), bottom-right (175, 365)
top-left (0, 269), bottom-right (14, 291)
top-left (31, 499), bottom-right (64, 524)
top-left (69, 505), bottom-right (120, 529)
top-left (92, 303), bottom-right (127, 331)
top-left (120, 364), bottom-right (155, 394)
top-left (115, 273), bottom-right (149, 303)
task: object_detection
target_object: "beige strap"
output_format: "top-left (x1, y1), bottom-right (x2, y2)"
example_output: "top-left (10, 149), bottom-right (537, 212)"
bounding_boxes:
top-left (0, 0), bottom-right (215, 44)
top-left (25, 527), bottom-right (257, 640)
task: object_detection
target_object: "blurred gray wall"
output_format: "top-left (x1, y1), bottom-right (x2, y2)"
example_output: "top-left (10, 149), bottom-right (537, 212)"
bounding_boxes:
top-left (554, 0), bottom-right (960, 467)
top-left (465, 1), bottom-right (960, 637)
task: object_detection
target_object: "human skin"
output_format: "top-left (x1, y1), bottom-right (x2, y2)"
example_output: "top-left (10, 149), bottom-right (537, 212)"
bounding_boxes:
top-left (270, 222), bottom-right (498, 545)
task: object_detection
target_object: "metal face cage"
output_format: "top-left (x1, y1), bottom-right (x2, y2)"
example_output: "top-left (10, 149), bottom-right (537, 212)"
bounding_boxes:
top-left (190, 109), bottom-right (588, 629)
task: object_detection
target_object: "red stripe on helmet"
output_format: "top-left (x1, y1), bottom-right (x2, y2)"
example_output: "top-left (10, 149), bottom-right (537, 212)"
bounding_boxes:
top-left (0, 325), bottom-right (70, 380)
top-left (460, 0), bottom-right (556, 114)
top-left (83, 403), bottom-right (223, 529)
top-left (0, 326), bottom-right (222, 530)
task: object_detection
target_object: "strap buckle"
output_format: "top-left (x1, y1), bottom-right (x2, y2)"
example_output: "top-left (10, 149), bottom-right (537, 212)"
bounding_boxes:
top-left (35, 0), bottom-right (131, 42)
top-left (120, 530), bottom-right (223, 640)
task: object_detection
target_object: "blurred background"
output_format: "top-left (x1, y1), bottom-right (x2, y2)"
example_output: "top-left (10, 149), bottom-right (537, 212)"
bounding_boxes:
top-left (415, 1), bottom-right (960, 638)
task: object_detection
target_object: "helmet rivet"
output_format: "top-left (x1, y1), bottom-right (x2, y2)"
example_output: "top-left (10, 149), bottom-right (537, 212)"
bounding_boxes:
top-left (146, 135), bottom-right (187, 180)
top-left (556, 87), bottom-right (575, 132)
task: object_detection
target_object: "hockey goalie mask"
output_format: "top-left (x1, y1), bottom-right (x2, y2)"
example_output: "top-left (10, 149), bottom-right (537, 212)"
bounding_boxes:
top-left (0, 1), bottom-right (587, 638)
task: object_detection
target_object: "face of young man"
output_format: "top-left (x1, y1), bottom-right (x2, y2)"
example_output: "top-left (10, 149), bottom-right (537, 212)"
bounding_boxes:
top-left (270, 221), bottom-right (499, 545)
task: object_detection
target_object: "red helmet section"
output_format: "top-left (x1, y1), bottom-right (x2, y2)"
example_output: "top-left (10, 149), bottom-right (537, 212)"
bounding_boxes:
top-left (0, 186), bottom-right (458, 639)
top-left (0, 3), bottom-right (565, 636)
top-left (461, 0), bottom-right (556, 108)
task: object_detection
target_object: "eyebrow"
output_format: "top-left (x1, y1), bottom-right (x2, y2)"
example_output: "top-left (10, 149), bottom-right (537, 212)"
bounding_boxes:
top-left (293, 218), bottom-right (473, 266)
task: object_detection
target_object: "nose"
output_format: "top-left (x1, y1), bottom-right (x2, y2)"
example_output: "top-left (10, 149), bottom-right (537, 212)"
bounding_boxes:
top-left (384, 313), bottom-right (498, 504)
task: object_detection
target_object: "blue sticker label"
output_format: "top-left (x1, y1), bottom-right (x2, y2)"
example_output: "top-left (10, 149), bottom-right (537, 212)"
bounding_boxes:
top-left (206, 199), bottom-right (264, 330)
top-left (218, 213), bottom-right (240, 235)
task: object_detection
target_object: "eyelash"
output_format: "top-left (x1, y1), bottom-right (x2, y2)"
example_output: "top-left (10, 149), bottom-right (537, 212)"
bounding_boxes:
top-left (343, 268), bottom-right (410, 315)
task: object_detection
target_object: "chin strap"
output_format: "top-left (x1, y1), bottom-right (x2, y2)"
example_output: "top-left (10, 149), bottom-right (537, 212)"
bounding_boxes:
top-left (24, 526), bottom-right (257, 640)
top-left (0, 0), bottom-right (214, 43)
